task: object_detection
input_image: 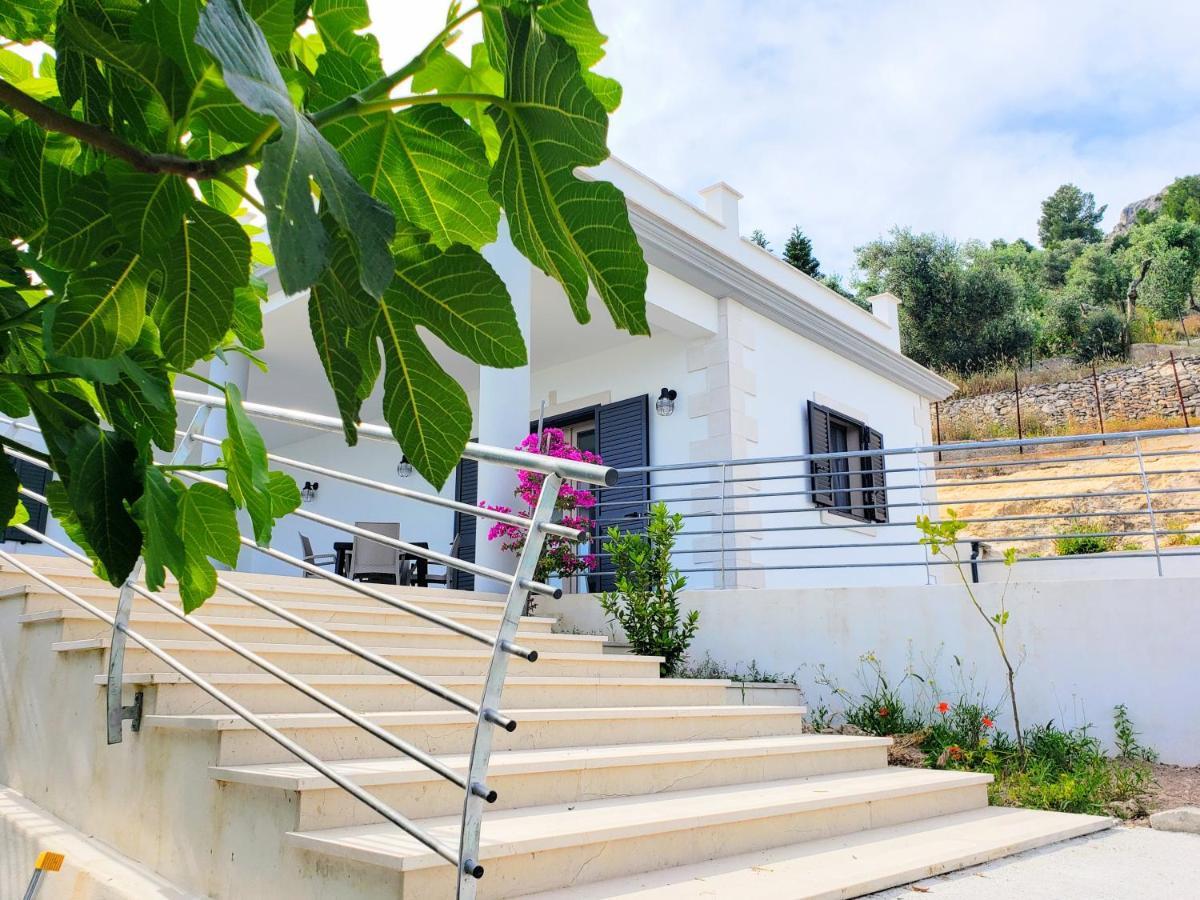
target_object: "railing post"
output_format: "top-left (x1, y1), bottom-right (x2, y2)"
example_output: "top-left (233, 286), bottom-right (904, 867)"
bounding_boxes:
top-left (913, 448), bottom-right (933, 584)
top-left (457, 471), bottom-right (562, 898)
top-left (1133, 435), bottom-right (1164, 578)
top-left (107, 405), bottom-right (211, 744)
top-left (718, 463), bottom-right (727, 589)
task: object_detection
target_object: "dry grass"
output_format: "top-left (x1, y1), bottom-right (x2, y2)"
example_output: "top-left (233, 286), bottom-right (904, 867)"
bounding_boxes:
top-left (934, 432), bottom-right (1200, 557)
top-left (937, 412), bottom-right (1190, 445)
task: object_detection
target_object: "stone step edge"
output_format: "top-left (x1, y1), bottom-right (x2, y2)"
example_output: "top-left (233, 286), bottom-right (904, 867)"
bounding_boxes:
top-left (52, 637), bottom-right (663, 665)
top-left (211, 734), bottom-right (891, 791)
top-left (285, 768), bottom-right (993, 873)
top-left (523, 806), bottom-right (1116, 899)
top-left (0, 580), bottom-right (509, 610)
top-left (144, 704), bottom-right (809, 732)
top-left (8, 588), bottom-right (558, 625)
top-left (18, 607), bottom-right (574, 636)
top-left (96, 673), bottom-right (731, 688)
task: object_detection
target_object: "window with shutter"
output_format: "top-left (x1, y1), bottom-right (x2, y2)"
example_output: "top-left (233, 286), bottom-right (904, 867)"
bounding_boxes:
top-left (451, 451), bottom-right (478, 590)
top-left (807, 402), bottom-right (888, 523)
top-left (592, 394), bottom-right (650, 592)
top-left (5, 459), bottom-right (49, 543)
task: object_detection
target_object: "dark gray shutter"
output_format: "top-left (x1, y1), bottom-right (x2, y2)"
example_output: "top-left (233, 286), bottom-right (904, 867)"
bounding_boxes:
top-left (5, 459), bottom-right (49, 543)
top-left (807, 401), bottom-right (834, 508)
top-left (593, 394), bottom-right (650, 591)
top-left (864, 427), bottom-right (888, 523)
top-left (451, 454), bottom-right (477, 590)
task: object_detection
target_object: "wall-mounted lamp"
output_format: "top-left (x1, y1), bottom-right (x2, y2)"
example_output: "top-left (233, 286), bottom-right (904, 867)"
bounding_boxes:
top-left (396, 455), bottom-right (414, 478)
top-left (655, 387), bottom-right (678, 417)
top-left (300, 481), bottom-right (319, 503)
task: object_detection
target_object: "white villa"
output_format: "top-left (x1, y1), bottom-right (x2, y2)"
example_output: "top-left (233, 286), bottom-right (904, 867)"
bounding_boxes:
top-left (2, 157), bottom-right (1182, 899)
top-left (3, 157), bottom-right (954, 594)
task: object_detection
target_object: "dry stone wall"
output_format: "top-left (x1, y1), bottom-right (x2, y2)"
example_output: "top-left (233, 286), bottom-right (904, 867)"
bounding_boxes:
top-left (939, 354), bottom-right (1200, 431)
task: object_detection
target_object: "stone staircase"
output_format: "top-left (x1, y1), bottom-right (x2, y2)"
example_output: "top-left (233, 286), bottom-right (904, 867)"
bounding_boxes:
top-left (0, 554), bottom-right (1111, 898)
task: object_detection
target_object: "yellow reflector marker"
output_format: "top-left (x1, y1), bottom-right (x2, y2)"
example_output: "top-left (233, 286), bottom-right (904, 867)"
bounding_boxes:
top-left (34, 851), bottom-right (65, 871)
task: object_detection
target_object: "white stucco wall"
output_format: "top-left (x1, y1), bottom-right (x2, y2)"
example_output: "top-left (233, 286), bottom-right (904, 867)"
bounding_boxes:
top-left (542, 576), bottom-right (1200, 766)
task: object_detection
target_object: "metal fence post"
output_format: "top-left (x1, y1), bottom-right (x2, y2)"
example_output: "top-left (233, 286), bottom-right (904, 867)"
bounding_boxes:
top-left (1013, 368), bottom-right (1024, 454)
top-left (1170, 351), bottom-right (1191, 428)
top-left (107, 404), bottom-right (211, 744)
top-left (933, 401), bottom-right (943, 462)
top-left (1091, 362), bottom-right (1106, 441)
top-left (718, 463), bottom-right (727, 589)
top-left (457, 472), bottom-right (562, 898)
top-left (1133, 435), bottom-right (1164, 577)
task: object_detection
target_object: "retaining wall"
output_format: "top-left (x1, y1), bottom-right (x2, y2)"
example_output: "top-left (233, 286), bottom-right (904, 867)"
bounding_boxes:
top-left (939, 354), bottom-right (1199, 432)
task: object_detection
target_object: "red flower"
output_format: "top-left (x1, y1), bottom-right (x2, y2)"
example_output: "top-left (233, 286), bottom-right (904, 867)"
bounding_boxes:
top-left (937, 701), bottom-right (950, 715)
top-left (878, 707), bottom-right (889, 717)
top-left (947, 744), bottom-right (964, 761)
top-left (982, 715), bottom-right (995, 729)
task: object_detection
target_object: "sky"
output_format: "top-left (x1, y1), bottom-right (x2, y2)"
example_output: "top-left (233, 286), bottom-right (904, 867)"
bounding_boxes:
top-left (382, 1), bottom-right (1200, 280)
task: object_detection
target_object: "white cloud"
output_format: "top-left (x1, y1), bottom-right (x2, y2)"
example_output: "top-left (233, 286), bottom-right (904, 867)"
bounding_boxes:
top-left (589, 0), bottom-right (1200, 277)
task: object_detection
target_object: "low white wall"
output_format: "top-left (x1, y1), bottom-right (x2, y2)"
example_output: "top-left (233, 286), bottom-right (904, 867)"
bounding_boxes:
top-left (542, 576), bottom-right (1200, 765)
top-left (976, 547), bottom-right (1200, 582)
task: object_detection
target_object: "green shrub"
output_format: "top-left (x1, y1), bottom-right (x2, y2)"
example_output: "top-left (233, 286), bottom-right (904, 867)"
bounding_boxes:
top-left (598, 503), bottom-right (698, 676)
top-left (1053, 520), bottom-right (1120, 556)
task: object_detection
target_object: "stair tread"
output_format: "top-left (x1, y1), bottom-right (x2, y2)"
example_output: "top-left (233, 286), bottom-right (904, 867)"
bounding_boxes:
top-left (144, 704), bottom-right (808, 732)
top-left (97, 672), bottom-right (730, 687)
top-left (523, 807), bottom-right (1115, 899)
top-left (21, 607), bottom-right (575, 635)
top-left (53, 637), bottom-right (659, 663)
top-left (285, 768), bottom-right (992, 872)
top-left (211, 735), bottom-right (891, 789)
top-left (11, 592), bottom-right (554, 628)
top-left (0, 557), bottom-right (510, 605)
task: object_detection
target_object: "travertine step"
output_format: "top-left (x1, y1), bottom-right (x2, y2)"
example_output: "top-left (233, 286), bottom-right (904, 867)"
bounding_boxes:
top-left (8, 585), bottom-right (557, 631)
top-left (0, 556), bottom-right (507, 608)
top-left (525, 806), bottom-right (1114, 899)
top-left (100, 672), bottom-right (732, 714)
top-left (21, 607), bottom-right (582, 651)
top-left (146, 705), bottom-right (810, 765)
top-left (213, 735), bottom-right (891, 826)
top-left (0, 572), bottom-right (511, 616)
top-left (286, 768), bottom-right (992, 898)
top-left (56, 637), bottom-right (662, 678)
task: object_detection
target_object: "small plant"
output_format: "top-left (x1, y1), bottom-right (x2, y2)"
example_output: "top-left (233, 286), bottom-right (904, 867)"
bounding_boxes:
top-left (679, 653), bottom-right (797, 684)
top-left (917, 509), bottom-right (1025, 756)
top-left (1113, 704), bottom-right (1158, 762)
top-left (1053, 520), bottom-right (1120, 556)
top-left (1164, 516), bottom-right (1200, 547)
top-left (841, 653), bottom-right (925, 736)
top-left (598, 503), bottom-right (698, 676)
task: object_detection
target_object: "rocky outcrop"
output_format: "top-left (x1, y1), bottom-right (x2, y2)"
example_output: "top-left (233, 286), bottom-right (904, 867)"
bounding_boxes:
top-left (1109, 189), bottom-right (1165, 238)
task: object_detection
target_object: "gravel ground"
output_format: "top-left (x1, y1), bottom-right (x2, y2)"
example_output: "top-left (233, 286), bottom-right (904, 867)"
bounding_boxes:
top-left (870, 826), bottom-right (1200, 899)
top-left (1146, 764), bottom-right (1200, 815)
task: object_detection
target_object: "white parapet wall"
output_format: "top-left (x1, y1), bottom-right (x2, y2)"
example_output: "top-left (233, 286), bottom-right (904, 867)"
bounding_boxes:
top-left (543, 575), bottom-right (1200, 765)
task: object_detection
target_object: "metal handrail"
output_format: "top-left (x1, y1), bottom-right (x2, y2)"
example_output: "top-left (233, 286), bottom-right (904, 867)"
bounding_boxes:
top-left (587, 426), bottom-right (1200, 585)
top-left (0, 393), bottom-right (615, 896)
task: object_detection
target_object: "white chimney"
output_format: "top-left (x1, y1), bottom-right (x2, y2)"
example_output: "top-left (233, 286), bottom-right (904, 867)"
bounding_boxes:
top-left (865, 292), bottom-right (902, 351)
top-left (698, 182), bottom-right (743, 234)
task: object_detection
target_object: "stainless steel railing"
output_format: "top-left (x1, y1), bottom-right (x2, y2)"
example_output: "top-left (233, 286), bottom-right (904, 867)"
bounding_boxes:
top-left (0, 393), bottom-right (615, 898)
top-left (588, 425), bottom-right (1200, 587)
